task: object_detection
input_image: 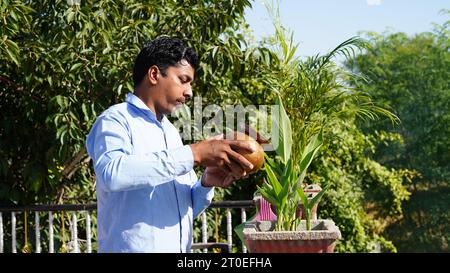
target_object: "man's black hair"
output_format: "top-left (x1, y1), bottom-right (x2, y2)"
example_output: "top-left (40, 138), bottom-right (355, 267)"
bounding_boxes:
top-left (133, 36), bottom-right (199, 87)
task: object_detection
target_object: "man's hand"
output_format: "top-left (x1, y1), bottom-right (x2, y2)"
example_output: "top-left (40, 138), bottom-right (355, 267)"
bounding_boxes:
top-left (189, 135), bottom-right (256, 181)
top-left (201, 166), bottom-right (248, 188)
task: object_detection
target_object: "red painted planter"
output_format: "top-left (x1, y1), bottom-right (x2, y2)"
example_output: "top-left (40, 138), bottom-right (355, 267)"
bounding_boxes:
top-left (246, 238), bottom-right (337, 253)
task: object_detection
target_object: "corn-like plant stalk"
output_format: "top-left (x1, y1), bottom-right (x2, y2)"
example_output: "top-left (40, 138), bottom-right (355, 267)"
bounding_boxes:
top-left (257, 96), bottom-right (325, 231)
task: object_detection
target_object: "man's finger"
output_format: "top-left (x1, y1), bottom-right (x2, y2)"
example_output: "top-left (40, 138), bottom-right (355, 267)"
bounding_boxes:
top-left (226, 159), bottom-right (246, 179)
top-left (227, 148), bottom-right (254, 171)
top-left (223, 174), bottom-right (235, 187)
top-left (228, 140), bottom-right (257, 153)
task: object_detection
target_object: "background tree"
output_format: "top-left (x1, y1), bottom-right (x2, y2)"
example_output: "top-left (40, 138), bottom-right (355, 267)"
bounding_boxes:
top-left (0, 0), bottom-right (265, 252)
top-left (0, 0), bottom-right (261, 205)
top-left (346, 16), bottom-right (450, 252)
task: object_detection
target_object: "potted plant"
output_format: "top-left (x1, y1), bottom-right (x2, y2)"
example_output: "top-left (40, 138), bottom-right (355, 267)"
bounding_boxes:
top-left (235, 1), bottom-right (397, 253)
top-left (241, 96), bottom-right (341, 253)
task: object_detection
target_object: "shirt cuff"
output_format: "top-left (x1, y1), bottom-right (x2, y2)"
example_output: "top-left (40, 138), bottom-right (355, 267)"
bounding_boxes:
top-left (193, 178), bottom-right (214, 200)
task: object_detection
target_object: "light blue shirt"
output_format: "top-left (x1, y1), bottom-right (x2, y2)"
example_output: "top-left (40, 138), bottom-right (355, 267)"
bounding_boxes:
top-left (86, 93), bottom-right (214, 253)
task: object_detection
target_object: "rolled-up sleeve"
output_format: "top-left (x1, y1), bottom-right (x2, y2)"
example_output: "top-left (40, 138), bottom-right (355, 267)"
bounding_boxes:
top-left (86, 113), bottom-right (194, 192)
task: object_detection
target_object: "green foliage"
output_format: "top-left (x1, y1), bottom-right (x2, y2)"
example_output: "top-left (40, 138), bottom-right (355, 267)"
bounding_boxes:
top-left (0, 0), bottom-right (278, 253)
top-left (346, 17), bottom-right (450, 252)
top-left (0, 0), bottom-right (261, 205)
top-left (0, 0), bottom-right (34, 66)
top-left (314, 120), bottom-right (412, 252)
top-left (273, 96), bottom-right (292, 164)
top-left (240, 1), bottom-right (411, 252)
top-left (257, 96), bottom-right (326, 231)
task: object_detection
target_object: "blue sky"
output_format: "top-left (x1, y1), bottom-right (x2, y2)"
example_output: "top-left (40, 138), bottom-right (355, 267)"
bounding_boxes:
top-left (244, 0), bottom-right (449, 59)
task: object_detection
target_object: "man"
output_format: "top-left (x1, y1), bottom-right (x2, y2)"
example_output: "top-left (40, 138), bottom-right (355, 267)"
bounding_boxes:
top-left (86, 36), bottom-right (255, 253)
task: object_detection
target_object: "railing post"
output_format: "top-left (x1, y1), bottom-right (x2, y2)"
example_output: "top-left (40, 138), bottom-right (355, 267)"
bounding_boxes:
top-left (226, 209), bottom-right (232, 253)
top-left (11, 212), bottom-right (16, 253)
top-left (71, 212), bottom-right (79, 253)
top-left (241, 208), bottom-right (247, 253)
top-left (201, 211), bottom-right (207, 253)
top-left (35, 211), bottom-right (41, 253)
top-left (0, 212), bottom-right (3, 253)
top-left (48, 212), bottom-right (54, 253)
top-left (85, 211), bottom-right (92, 253)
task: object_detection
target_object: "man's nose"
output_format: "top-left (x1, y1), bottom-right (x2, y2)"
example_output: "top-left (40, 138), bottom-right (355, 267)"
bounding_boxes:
top-left (184, 87), bottom-right (193, 100)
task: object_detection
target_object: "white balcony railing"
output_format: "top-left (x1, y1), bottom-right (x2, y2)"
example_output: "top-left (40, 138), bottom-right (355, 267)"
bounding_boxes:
top-left (0, 201), bottom-right (255, 253)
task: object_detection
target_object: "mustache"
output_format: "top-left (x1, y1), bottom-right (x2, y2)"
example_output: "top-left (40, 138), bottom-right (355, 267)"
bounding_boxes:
top-left (177, 96), bottom-right (192, 104)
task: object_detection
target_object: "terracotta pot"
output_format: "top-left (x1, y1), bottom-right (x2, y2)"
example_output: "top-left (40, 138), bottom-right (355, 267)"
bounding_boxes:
top-left (243, 220), bottom-right (341, 253)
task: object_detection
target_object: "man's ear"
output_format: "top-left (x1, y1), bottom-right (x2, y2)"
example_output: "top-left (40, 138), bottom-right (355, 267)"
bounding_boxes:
top-left (147, 65), bottom-right (159, 85)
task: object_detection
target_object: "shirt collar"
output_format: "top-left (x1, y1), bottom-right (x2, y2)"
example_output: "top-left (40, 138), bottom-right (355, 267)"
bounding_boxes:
top-left (125, 93), bottom-right (167, 124)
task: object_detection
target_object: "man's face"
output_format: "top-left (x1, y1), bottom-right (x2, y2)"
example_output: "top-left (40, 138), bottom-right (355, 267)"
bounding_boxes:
top-left (153, 60), bottom-right (194, 116)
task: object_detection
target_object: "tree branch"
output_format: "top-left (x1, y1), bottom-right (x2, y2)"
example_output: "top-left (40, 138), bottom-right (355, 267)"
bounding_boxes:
top-left (60, 146), bottom-right (87, 179)
top-left (0, 75), bottom-right (42, 102)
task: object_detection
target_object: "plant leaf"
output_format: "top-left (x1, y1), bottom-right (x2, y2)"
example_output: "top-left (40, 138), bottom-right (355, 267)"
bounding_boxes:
top-left (264, 153), bottom-right (283, 177)
top-left (310, 184), bottom-right (329, 208)
top-left (264, 162), bottom-right (282, 196)
top-left (257, 185), bottom-right (279, 207)
top-left (298, 130), bottom-right (323, 182)
top-left (273, 95), bottom-right (292, 164)
top-left (70, 63), bottom-right (82, 72)
top-left (296, 184), bottom-right (310, 211)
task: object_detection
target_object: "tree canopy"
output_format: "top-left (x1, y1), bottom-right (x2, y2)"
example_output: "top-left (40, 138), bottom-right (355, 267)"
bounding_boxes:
top-left (0, 0), bottom-right (263, 204)
top-left (347, 18), bottom-right (450, 252)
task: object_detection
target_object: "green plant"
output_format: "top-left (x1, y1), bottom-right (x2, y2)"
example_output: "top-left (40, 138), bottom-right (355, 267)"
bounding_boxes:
top-left (255, 1), bottom-right (400, 236)
top-left (296, 181), bottom-right (328, 231)
top-left (258, 96), bottom-right (327, 231)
